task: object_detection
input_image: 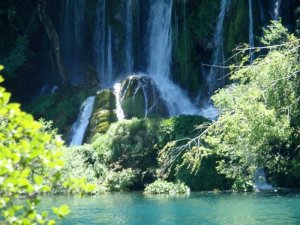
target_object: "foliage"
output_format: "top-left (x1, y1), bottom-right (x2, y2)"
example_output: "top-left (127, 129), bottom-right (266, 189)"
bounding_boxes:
top-left (171, 23), bottom-right (300, 191)
top-left (90, 115), bottom-right (225, 191)
top-left (188, 0), bottom-right (220, 43)
top-left (158, 115), bottom-right (208, 149)
top-left (93, 118), bottom-right (160, 170)
top-left (144, 179), bottom-right (190, 195)
top-left (260, 20), bottom-right (290, 46)
top-left (0, 66), bottom-right (66, 224)
top-left (102, 168), bottom-right (140, 192)
top-left (54, 145), bottom-right (104, 194)
top-left (1, 36), bottom-right (30, 77)
top-left (26, 87), bottom-right (92, 138)
top-left (175, 155), bottom-right (232, 191)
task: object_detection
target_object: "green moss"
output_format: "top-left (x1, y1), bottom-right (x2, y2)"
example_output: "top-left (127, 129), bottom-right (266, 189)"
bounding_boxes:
top-left (187, 0), bottom-right (220, 41)
top-left (223, 0), bottom-right (249, 58)
top-left (85, 89), bottom-right (117, 141)
top-left (94, 89), bottom-right (116, 111)
top-left (172, 0), bottom-right (220, 97)
top-left (122, 90), bottom-right (145, 118)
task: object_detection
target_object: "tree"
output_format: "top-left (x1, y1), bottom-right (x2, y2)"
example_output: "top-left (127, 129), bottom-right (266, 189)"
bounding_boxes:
top-left (160, 21), bottom-right (300, 191)
top-left (0, 65), bottom-right (69, 224)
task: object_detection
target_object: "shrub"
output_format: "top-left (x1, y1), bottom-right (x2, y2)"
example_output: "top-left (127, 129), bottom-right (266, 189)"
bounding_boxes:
top-left (93, 118), bottom-right (160, 170)
top-left (102, 168), bottom-right (140, 192)
top-left (0, 67), bottom-right (67, 224)
top-left (144, 180), bottom-right (190, 195)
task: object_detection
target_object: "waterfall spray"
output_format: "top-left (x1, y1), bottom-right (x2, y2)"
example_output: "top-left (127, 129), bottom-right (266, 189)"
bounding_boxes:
top-left (147, 0), bottom-right (198, 115)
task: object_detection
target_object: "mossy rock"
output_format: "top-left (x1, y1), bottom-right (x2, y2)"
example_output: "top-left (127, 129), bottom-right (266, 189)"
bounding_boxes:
top-left (120, 75), bottom-right (169, 119)
top-left (85, 89), bottom-right (118, 142)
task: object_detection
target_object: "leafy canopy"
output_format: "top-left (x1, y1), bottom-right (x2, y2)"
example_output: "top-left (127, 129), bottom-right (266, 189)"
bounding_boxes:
top-left (164, 21), bottom-right (300, 191)
top-left (0, 66), bottom-right (94, 224)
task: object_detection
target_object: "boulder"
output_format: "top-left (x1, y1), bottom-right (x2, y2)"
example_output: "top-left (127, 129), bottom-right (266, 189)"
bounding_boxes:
top-left (119, 75), bottom-right (169, 118)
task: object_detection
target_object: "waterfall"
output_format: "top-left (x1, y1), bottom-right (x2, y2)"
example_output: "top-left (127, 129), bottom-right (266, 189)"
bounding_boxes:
top-left (123, 0), bottom-right (134, 74)
top-left (94, 1), bottom-right (114, 87)
top-left (107, 26), bottom-right (113, 84)
top-left (113, 83), bottom-right (125, 120)
top-left (249, 0), bottom-right (254, 63)
top-left (254, 168), bottom-right (273, 191)
top-left (70, 96), bottom-right (95, 146)
top-left (147, 0), bottom-right (198, 115)
top-left (183, 1), bottom-right (188, 88)
top-left (269, 0), bottom-right (281, 21)
top-left (273, 0), bottom-right (281, 21)
top-left (207, 0), bottom-right (230, 96)
top-left (61, 0), bottom-right (86, 85)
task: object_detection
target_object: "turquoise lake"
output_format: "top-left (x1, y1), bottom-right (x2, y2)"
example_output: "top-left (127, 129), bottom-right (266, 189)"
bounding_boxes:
top-left (41, 192), bottom-right (300, 225)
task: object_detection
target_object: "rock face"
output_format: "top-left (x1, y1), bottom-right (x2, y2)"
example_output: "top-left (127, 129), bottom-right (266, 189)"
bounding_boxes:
top-left (119, 75), bottom-right (169, 119)
top-left (85, 89), bottom-right (118, 142)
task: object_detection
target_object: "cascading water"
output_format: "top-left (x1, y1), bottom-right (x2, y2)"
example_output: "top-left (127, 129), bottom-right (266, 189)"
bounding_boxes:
top-left (273, 0), bottom-right (281, 21)
top-left (113, 83), bottom-right (125, 121)
top-left (94, 1), bottom-right (114, 87)
top-left (94, 0), bottom-right (106, 86)
top-left (61, 0), bottom-right (86, 85)
top-left (107, 26), bottom-right (113, 84)
top-left (123, 0), bottom-right (134, 74)
top-left (147, 0), bottom-right (198, 115)
top-left (254, 167), bottom-right (273, 191)
top-left (70, 96), bottom-right (95, 146)
top-left (207, 0), bottom-right (230, 96)
top-left (183, 1), bottom-right (188, 88)
top-left (249, 0), bottom-right (254, 63)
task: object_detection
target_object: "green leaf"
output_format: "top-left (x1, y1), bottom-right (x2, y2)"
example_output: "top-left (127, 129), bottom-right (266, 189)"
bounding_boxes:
top-left (34, 175), bottom-right (44, 186)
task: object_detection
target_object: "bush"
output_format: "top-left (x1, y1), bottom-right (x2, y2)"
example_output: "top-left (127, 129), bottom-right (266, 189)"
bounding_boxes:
top-left (0, 67), bottom-right (68, 224)
top-left (158, 115), bottom-right (209, 149)
top-left (93, 118), bottom-right (160, 170)
top-left (102, 168), bottom-right (140, 192)
top-left (144, 180), bottom-right (190, 195)
top-left (56, 145), bottom-right (107, 194)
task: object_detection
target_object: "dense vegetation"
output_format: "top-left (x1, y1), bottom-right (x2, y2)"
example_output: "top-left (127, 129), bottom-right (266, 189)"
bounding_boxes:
top-left (162, 21), bottom-right (300, 191)
top-left (1, 0), bottom-right (300, 224)
top-left (0, 66), bottom-right (95, 224)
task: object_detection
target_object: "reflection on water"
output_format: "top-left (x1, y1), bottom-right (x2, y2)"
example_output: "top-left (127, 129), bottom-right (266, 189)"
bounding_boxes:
top-left (40, 192), bottom-right (300, 225)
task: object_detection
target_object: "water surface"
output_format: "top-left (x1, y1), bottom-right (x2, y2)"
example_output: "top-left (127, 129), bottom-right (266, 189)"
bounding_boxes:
top-left (41, 192), bottom-right (300, 225)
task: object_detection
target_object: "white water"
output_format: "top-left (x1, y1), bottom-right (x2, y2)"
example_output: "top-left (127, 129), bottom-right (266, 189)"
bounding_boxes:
top-left (113, 83), bottom-right (125, 120)
top-left (107, 26), bottom-right (113, 84)
top-left (70, 96), bottom-right (95, 146)
top-left (249, 0), bottom-right (254, 63)
top-left (94, 0), bottom-right (114, 87)
top-left (147, 0), bottom-right (198, 116)
top-left (124, 0), bottom-right (133, 74)
top-left (207, 0), bottom-right (230, 96)
top-left (254, 168), bottom-right (273, 191)
top-left (273, 0), bottom-right (281, 20)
